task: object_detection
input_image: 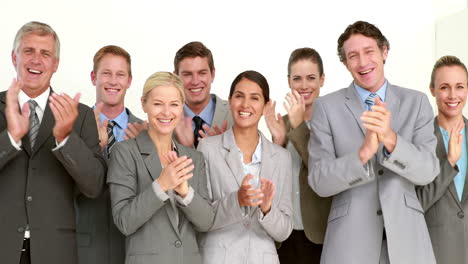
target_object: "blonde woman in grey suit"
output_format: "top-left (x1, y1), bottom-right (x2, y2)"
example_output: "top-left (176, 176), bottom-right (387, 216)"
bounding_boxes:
top-left (198, 71), bottom-right (293, 264)
top-left (107, 72), bottom-right (214, 264)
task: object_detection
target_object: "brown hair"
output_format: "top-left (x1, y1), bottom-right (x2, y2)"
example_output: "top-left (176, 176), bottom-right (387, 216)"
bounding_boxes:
top-left (229, 70), bottom-right (270, 104)
top-left (93, 45), bottom-right (132, 77)
top-left (337, 21), bottom-right (389, 63)
top-left (287, 47), bottom-right (324, 76)
top-left (430, 55), bottom-right (468, 88)
top-left (174, 41), bottom-right (214, 73)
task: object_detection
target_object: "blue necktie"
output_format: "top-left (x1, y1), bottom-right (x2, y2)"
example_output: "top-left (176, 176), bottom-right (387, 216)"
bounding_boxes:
top-left (365, 93), bottom-right (377, 111)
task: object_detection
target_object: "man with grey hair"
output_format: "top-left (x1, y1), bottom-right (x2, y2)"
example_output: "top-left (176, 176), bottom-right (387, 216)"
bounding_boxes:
top-left (0, 21), bottom-right (106, 264)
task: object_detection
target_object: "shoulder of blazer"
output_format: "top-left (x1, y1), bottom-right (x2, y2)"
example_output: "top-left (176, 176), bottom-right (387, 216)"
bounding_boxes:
top-left (126, 107), bottom-right (143, 123)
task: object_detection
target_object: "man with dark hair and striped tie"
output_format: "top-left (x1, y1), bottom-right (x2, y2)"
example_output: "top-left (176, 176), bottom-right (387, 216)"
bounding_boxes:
top-left (75, 45), bottom-right (145, 264)
top-left (308, 21), bottom-right (439, 264)
top-left (0, 21), bottom-right (106, 264)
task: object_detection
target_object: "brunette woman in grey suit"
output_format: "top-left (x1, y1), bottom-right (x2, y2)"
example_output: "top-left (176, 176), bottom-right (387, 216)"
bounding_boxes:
top-left (264, 48), bottom-right (332, 263)
top-left (107, 72), bottom-right (214, 264)
top-left (197, 71), bottom-right (293, 264)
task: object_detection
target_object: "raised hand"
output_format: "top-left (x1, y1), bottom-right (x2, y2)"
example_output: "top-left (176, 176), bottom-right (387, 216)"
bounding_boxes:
top-left (237, 174), bottom-right (264, 207)
top-left (259, 177), bottom-right (275, 214)
top-left (49, 92), bottom-right (81, 144)
top-left (174, 116), bottom-right (195, 147)
top-left (124, 121), bottom-right (148, 140)
top-left (199, 120), bottom-right (228, 139)
top-left (157, 151), bottom-right (194, 197)
top-left (359, 129), bottom-right (379, 165)
top-left (361, 97), bottom-right (397, 153)
top-left (284, 90), bottom-right (306, 129)
top-left (6, 79), bottom-right (30, 143)
top-left (264, 100), bottom-right (286, 147)
top-left (93, 102), bottom-right (108, 151)
top-left (448, 119), bottom-right (465, 167)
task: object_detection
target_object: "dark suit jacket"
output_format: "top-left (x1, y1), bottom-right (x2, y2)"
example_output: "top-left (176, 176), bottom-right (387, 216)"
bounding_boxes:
top-left (416, 117), bottom-right (468, 264)
top-left (283, 115), bottom-right (332, 244)
top-left (76, 108), bottom-right (142, 264)
top-left (0, 90), bottom-right (106, 264)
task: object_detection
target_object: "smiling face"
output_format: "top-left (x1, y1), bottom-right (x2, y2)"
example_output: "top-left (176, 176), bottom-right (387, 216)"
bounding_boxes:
top-left (12, 33), bottom-right (59, 97)
top-left (92, 54), bottom-right (132, 108)
top-left (142, 85), bottom-right (184, 136)
top-left (431, 65), bottom-right (468, 120)
top-left (288, 59), bottom-right (324, 107)
top-left (342, 34), bottom-right (387, 92)
top-left (177, 56), bottom-right (215, 112)
top-left (229, 78), bottom-right (265, 130)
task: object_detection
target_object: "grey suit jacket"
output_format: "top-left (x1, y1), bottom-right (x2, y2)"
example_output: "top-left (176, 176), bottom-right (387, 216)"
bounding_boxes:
top-left (211, 94), bottom-right (233, 129)
top-left (76, 108), bottom-right (142, 264)
top-left (283, 115), bottom-right (332, 244)
top-left (108, 131), bottom-right (214, 264)
top-left (0, 90), bottom-right (106, 264)
top-left (308, 82), bottom-right (439, 264)
top-left (197, 129), bottom-right (293, 264)
top-left (416, 117), bottom-right (468, 264)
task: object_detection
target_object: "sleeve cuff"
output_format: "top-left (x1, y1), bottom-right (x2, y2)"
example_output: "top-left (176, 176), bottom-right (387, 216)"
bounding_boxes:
top-left (176, 186), bottom-right (194, 206)
top-left (53, 135), bottom-right (70, 151)
top-left (152, 180), bottom-right (170, 202)
top-left (7, 131), bottom-right (22, 150)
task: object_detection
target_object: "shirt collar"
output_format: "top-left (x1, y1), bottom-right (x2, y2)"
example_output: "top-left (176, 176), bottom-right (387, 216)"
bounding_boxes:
top-left (354, 80), bottom-right (387, 106)
top-left (18, 87), bottom-right (50, 112)
top-left (98, 107), bottom-right (129, 129)
top-left (183, 95), bottom-right (215, 126)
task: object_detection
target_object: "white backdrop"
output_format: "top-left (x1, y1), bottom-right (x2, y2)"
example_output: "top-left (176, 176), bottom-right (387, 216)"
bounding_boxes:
top-left (0, 0), bottom-right (466, 135)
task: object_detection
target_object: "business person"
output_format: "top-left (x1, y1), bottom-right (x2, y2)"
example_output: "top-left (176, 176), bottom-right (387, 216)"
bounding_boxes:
top-left (76, 45), bottom-right (144, 264)
top-left (107, 72), bottom-right (214, 264)
top-left (416, 55), bottom-right (468, 263)
top-left (173, 41), bottom-right (233, 147)
top-left (308, 21), bottom-right (439, 264)
top-left (197, 70), bottom-right (293, 264)
top-left (265, 48), bottom-right (332, 263)
top-left (0, 21), bottom-right (106, 264)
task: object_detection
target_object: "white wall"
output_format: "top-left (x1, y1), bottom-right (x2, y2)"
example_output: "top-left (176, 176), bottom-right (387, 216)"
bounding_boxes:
top-left (0, 0), bottom-right (465, 135)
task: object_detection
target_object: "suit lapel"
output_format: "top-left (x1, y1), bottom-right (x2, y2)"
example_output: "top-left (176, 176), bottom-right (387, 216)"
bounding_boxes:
top-left (258, 132), bottom-right (276, 181)
top-left (384, 83), bottom-right (401, 135)
top-left (223, 129), bottom-right (244, 187)
top-left (137, 132), bottom-right (181, 237)
top-left (461, 118), bottom-right (468, 204)
top-left (434, 119), bottom-right (464, 208)
top-left (212, 94), bottom-right (229, 127)
top-left (344, 84), bottom-right (366, 135)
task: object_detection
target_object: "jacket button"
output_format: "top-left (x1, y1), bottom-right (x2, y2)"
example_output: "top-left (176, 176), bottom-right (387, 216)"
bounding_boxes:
top-left (18, 227), bottom-right (24, 233)
top-left (174, 240), bottom-right (182, 248)
top-left (27, 196), bottom-right (32, 202)
top-left (378, 169), bottom-right (384, 175)
top-left (458, 212), bottom-right (464, 219)
top-left (376, 209), bottom-right (383, 216)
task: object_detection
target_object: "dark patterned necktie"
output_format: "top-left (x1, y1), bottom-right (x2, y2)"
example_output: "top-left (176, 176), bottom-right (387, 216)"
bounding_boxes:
top-left (193, 116), bottom-right (205, 148)
top-left (28, 100), bottom-right (39, 150)
top-left (107, 121), bottom-right (117, 157)
top-left (365, 93), bottom-right (377, 111)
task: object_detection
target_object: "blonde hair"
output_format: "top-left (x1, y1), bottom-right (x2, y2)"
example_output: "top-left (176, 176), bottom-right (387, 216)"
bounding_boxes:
top-left (13, 21), bottom-right (60, 59)
top-left (142, 72), bottom-right (185, 102)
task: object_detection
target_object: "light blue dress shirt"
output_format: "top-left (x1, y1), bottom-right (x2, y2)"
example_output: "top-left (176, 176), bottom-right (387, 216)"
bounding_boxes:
top-left (99, 108), bottom-right (129, 143)
top-left (354, 80), bottom-right (388, 108)
top-left (440, 126), bottom-right (467, 200)
top-left (183, 94), bottom-right (216, 130)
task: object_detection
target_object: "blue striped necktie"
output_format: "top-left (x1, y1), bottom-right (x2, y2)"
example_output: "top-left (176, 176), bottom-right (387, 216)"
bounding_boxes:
top-left (365, 93), bottom-right (377, 111)
top-left (28, 100), bottom-right (40, 150)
